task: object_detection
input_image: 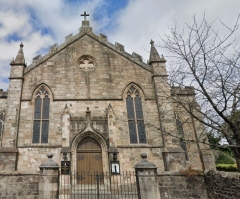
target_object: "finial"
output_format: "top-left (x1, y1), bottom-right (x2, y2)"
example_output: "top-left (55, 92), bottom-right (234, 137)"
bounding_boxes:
top-left (81, 11), bottom-right (89, 21)
top-left (150, 39), bottom-right (154, 45)
top-left (12, 43), bottom-right (25, 65)
top-left (141, 153), bottom-right (147, 159)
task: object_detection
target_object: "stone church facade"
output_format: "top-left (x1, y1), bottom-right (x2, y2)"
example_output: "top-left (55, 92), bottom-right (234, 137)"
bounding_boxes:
top-left (0, 18), bottom-right (215, 174)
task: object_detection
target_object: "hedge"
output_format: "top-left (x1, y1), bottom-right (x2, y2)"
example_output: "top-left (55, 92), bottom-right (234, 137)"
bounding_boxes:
top-left (216, 164), bottom-right (237, 171)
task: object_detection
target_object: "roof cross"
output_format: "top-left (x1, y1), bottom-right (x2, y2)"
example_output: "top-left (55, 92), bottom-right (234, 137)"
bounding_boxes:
top-left (81, 11), bottom-right (89, 21)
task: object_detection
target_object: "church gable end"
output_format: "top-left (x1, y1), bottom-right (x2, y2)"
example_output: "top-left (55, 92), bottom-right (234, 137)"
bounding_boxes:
top-left (0, 14), bottom-right (215, 176)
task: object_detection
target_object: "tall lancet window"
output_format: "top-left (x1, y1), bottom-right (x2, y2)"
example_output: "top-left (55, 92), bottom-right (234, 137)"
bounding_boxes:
top-left (32, 86), bottom-right (50, 144)
top-left (176, 114), bottom-right (189, 161)
top-left (0, 110), bottom-right (5, 137)
top-left (126, 85), bottom-right (146, 144)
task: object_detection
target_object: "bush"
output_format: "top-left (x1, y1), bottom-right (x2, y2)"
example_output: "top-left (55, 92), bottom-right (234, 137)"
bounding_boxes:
top-left (215, 151), bottom-right (235, 164)
top-left (216, 164), bottom-right (237, 172)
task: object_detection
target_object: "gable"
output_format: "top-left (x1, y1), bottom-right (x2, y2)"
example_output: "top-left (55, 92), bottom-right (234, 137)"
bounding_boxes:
top-left (22, 33), bottom-right (155, 100)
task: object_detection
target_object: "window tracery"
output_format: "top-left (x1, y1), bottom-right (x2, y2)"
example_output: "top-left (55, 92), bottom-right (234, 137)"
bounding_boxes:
top-left (176, 114), bottom-right (189, 160)
top-left (126, 85), bottom-right (146, 144)
top-left (78, 55), bottom-right (95, 72)
top-left (0, 110), bottom-right (5, 137)
top-left (32, 85), bottom-right (50, 144)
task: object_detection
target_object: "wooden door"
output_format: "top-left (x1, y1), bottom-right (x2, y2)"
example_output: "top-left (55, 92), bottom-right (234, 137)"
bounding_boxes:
top-left (77, 137), bottom-right (103, 184)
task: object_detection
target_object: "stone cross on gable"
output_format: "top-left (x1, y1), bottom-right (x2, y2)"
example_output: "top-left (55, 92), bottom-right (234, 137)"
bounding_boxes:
top-left (81, 11), bottom-right (89, 21)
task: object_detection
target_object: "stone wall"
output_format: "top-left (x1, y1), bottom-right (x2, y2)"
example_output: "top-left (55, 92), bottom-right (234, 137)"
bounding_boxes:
top-left (0, 97), bottom-right (6, 111)
top-left (204, 170), bottom-right (240, 199)
top-left (157, 173), bottom-right (207, 199)
top-left (0, 149), bottom-right (18, 171)
top-left (0, 172), bottom-right (39, 199)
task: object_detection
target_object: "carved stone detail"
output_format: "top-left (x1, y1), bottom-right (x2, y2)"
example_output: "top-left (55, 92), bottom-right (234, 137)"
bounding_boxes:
top-left (77, 55), bottom-right (96, 86)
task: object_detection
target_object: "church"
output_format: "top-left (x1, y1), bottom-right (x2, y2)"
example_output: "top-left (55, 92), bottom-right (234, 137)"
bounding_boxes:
top-left (0, 14), bottom-right (215, 175)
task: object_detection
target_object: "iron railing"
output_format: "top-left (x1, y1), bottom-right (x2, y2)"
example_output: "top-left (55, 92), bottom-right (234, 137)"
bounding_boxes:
top-left (59, 171), bottom-right (139, 199)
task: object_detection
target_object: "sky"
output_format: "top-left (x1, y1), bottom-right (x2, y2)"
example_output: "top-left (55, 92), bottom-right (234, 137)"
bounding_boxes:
top-left (0, 0), bottom-right (240, 91)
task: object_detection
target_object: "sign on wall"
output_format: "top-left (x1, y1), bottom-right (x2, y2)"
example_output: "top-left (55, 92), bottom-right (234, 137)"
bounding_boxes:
top-left (61, 161), bottom-right (70, 175)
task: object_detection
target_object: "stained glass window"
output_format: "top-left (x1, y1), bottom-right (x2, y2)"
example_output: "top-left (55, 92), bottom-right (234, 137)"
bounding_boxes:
top-left (126, 85), bottom-right (146, 144)
top-left (0, 110), bottom-right (5, 137)
top-left (176, 115), bottom-right (189, 161)
top-left (32, 86), bottom-right (50, 144)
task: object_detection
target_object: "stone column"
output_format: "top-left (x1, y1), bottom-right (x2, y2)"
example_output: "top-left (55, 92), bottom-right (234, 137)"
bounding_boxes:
top-left (135, 153), bottom-right (161, 199)
top-left (39, 153), bottom-right (60, 199)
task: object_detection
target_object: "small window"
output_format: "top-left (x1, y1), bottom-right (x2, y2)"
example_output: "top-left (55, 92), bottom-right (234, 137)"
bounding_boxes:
top-left (126, 85), bottom-right (146, 144)
top-left (176, 115), bottom-right (189, 161)
top-left (0, 110), bottom-right (5, 137)
top-left (32, 86), bottom-right (50, 144)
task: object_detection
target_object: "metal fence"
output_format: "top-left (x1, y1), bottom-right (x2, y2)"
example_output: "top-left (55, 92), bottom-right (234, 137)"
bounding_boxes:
top-left (59, 171), bottom-right (139, 199)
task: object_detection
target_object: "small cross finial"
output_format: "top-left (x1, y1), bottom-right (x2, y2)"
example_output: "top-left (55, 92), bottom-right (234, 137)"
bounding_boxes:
top-left (81, 11), bottom-right (89, 21)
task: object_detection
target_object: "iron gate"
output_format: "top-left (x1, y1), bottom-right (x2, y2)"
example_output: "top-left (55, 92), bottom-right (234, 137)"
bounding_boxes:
top-left (59, 171), bottom-right (139, 199)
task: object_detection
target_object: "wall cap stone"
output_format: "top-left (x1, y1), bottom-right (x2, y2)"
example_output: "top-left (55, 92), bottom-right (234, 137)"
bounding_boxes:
top-left (205, 170), bottom-right (240, 180)
top-left (135, 153), bottom-right (157, 169)
top-left (39, 153), bottom-right (60, 169)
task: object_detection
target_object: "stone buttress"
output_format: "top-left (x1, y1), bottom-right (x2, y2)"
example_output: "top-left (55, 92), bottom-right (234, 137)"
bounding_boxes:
top-left (0, 43), bottom-right (26, 171)
top-left (149, 40), bottom-right (186, 171)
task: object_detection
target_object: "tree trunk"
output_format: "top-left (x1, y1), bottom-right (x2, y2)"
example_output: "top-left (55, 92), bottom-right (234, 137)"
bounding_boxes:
top-left (232, 148), bottom-right (240, 172)
top-left (235, 157), bottom-right (240, 172)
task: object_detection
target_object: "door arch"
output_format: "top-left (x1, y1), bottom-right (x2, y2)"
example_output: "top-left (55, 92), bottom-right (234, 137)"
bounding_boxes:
top-left (77, 137), bottom-right (103, 184)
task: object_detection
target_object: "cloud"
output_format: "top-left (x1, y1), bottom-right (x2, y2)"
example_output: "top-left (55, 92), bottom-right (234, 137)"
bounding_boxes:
top-left (0, 0), bottom-right (240, 91)
top-left (107, 0), bottom-right (240, 62)
top-left (0, 0), bottom-right (106, 90)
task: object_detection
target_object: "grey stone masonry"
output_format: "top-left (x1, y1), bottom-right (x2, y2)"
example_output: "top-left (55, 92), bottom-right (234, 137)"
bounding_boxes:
top-left (135, 153), bottom-right (161, 199)
top-left (204, 170), bottom-right (240, 199)
top-left (0, 89), bottom-right (7, 98)
top-left (0, 172), bottom-right (39, 199)
top-left (39, 153), bottom-right (60, 199)
top-left (158, 172), bottom-right (207, 199)
top-left (2, 43), bottom-right (25, 150)
top-left (0, 147), bottom-right (18, 171)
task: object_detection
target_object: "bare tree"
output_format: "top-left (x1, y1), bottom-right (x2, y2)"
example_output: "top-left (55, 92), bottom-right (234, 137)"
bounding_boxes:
top-left (161, 15), bottom-right (240, 171)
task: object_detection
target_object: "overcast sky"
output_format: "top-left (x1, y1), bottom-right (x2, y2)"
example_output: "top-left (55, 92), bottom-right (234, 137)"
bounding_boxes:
top-left (0, 0), bottom-right (239, 91)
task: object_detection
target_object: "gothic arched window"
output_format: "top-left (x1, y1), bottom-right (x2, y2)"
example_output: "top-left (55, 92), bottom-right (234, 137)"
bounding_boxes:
top-left (176, 115), bottom-right (189, 161)
top-left (0, 110), bottom-right (5, 137)
top-left (32, 85), bottom-right (50, 144)
top-left (126, 85), bottom-right (146, 144)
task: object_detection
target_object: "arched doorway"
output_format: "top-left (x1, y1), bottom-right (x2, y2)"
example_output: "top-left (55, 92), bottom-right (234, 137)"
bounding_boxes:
top-left (77, 137), bottom-right (103, 184)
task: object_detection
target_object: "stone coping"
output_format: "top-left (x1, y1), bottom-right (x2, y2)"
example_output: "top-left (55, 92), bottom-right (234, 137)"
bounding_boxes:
top-left (205, 170), bottom-right (240, 180)
top-left (157, 171), bottom-right (204, 176)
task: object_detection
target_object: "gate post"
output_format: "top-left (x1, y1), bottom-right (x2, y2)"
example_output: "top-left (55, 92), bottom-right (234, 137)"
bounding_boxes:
top-left (135, 153), bottom-right (161, 199)
top-left (39, 153), bottom-right (60, 199)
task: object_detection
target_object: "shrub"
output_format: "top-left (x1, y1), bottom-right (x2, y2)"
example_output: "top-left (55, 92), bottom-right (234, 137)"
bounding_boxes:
top-left (215, 151), bottom-right (235, 164)
top-left (216, 164), bottom-right (237, 172)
